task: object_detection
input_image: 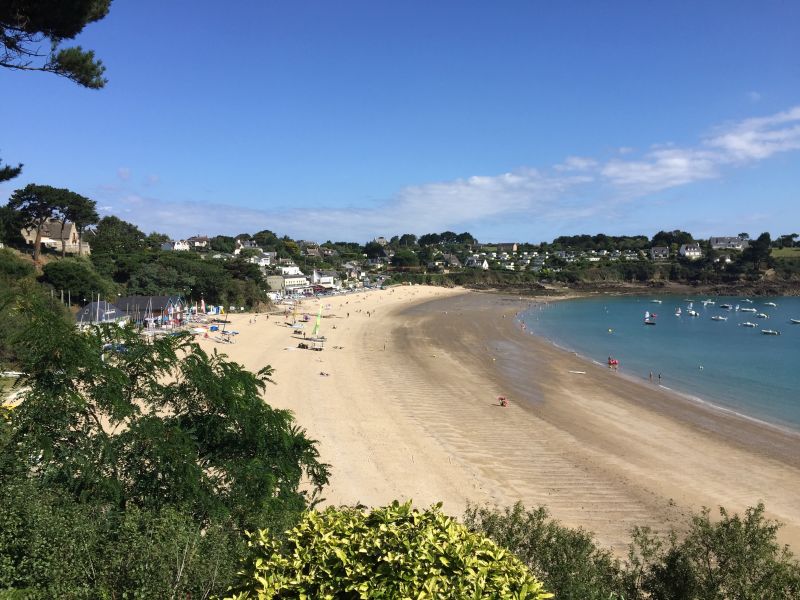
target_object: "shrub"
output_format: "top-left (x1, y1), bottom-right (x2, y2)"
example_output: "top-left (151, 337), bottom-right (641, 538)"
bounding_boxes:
top-left (226, 501), bottom-right (552, 599)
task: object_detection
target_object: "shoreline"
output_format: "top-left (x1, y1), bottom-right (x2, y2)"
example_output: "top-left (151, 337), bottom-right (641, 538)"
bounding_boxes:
top-left (211, 286), bottom-right (800, 552)
top-left (528, 320), bottom-right (800, 440)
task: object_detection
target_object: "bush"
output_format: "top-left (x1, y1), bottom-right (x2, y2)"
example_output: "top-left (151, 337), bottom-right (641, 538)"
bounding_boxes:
top-left (465, 502), bottom-right (626, 599)
top-left (226, 501), bottom-right (552, 599)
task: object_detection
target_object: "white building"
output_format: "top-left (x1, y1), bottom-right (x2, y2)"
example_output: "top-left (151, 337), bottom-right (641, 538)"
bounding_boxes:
top-left (161, 240), bottom-right (190, 251)
top-left (280, 264), bottom-right (303, 276)
top-left (679, 243), bottom-right (703, 260)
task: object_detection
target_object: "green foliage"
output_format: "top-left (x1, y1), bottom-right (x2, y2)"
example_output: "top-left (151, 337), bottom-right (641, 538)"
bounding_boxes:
top-left (211, 235), bottom-right (237, 253)
top-left (0, 479), bottom-right (244, 599)
top-left (40, 256), bottom-right (115, 302)
top-left (85, 215), bottom-right (147, 256)
top-left (628, 503), bottom-right (800, 599)
top-left (391, 248), bottom-right (419, 267)
top-left (0, 158), bottom-right (22, 183)
top-left (226, 501), bottom-right (552, 599)
top-left (0, 206), bottom-right (25, 247)
top-left (0, 0), bottom-right (111, 88)
top-left (5, 305), bottom-right (329, 531)
top-left (465, 502), bottom-right (626, 599)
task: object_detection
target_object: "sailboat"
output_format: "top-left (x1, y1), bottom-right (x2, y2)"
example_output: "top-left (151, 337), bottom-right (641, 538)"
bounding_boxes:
top-left (644, 310), bottom-right (656, 325)
top-left (674, 307), bottom-right (682, 316)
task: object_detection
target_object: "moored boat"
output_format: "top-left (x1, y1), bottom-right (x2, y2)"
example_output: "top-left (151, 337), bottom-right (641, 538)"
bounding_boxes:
top-left (762, 329), bottom-right (781, 335)
top-left (740, 307), bottom-right (757, 313)
top-left (711, 315), bottom-right (727, 321)
top-left (741, 322), bottom-right (758, 328)
top-left (791, 319), bottom-right (800, 324)
top-left (756, 313), bottom-right (769, 319)
top-left (764, 302), bottom-right (778, 307)
top-left (720, 303), bottom-right (733, 310)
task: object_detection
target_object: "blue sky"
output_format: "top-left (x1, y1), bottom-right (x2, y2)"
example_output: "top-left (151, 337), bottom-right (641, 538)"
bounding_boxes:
top-left (1, 0), bottom-right (798, 243)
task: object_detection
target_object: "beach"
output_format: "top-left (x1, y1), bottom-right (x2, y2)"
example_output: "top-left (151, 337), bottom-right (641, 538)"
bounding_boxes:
top-left (207, 286), bottom-right (800, 552)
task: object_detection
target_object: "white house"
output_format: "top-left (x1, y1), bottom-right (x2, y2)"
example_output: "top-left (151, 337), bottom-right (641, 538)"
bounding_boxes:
top-left (312, 269), bottom-right (339, 288)
top-left (161, 240), bottom-right (190, 251)
top-left (248, 251), bottom-right (277, 267)
top-left (465, 256), bottom-right (489, 270)
top-left (233, 239), bottom-right (259, 255)
top-left (283, 274), bottom-right (310, 292)
top-left (679, 243), bottom-right (703, 260)
top-left (280, 264), bottom-right (303, 276)
top-left (187, 235), bottom-right (209, 249)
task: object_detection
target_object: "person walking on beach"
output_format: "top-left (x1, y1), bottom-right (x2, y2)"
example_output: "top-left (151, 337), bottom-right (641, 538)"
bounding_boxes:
top-left (658, 373), bottom-right (662, 383)
top-left (649, 371), bottom-right (653, 382)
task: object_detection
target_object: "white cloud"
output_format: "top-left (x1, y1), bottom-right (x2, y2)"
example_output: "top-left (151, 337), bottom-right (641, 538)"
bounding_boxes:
top-left (103, 105), bottom-right (800, 241)
top-left (747, 91), bottom-right (762, 103)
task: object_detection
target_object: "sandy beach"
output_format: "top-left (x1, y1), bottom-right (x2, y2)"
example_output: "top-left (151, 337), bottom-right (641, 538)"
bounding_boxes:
top-left (204, 286), bottom-right (800, 552)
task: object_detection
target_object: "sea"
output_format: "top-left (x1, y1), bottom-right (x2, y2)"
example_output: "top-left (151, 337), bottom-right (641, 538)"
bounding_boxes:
top-left (519, 296), bottom-right (800, 432)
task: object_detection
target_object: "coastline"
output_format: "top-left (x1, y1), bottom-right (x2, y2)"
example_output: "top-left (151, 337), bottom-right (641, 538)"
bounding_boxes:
top-left (211, 286), bottom-right (800, 553)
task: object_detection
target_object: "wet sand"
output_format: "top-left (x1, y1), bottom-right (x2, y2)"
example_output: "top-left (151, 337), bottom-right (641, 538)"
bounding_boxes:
top-left (214, 287), bottom-right (800, 552)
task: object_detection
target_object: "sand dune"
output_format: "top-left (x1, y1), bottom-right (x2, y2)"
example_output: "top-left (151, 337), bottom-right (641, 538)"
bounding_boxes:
top-left (209, 286), bottom-right (800, 552)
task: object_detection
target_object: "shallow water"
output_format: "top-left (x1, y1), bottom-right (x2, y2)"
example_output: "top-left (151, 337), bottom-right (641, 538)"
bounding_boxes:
top-left (520, 296), bottom-right (800, 431)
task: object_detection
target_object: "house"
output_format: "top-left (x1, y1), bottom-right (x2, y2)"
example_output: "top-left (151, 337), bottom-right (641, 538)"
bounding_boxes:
top-left (465, 256), bottom-right (489, 270)
top-left (75, 301), bottom-right (127, 326)
top-left (21, 218), bottom-right (91, 254)
top-left (116, 296), bottom-right (186, 323)
top-left (342, 261), bottom-right (363, 280)
top-left (373, 236), bottom-right (389, 246)
top-left (161, 240), bottom-right (190, 251)
top-left (266, 275), bottom-right (285, 292)
top-left (679, 243), bottom-right (703, 260)
top-left (709, 236), bottom-right (749, 251)
top-left (495, 243), bottom-right (518, 253)
top-left (441, 254), bottom-right (462, 269)
top-left (650, 247), bottom-right (670, 261)
top-left (187, 235), bottom-right (209, 249)
top-left (248, 251), bottom-right (277, 268)
top-left (280, 264), bottom-right (303, 276)
top-left (233, 239), bottom-right (259, 255)
top-left (283, 274), bottom-right (310, 293)
top-left (311, 269), bottom-right (339, 288)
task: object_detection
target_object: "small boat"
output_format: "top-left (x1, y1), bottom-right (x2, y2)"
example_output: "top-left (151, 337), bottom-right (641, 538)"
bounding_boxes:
top-left (702, 299), bottom-right (715, 306)
top-left (764, 302), bottom-right (778, 307)
top-left (742, 298), bottom-right (753, 303)
top-left (674, 307), bottom-right (682, 316)
top-left (651, 299), bottom-right (663, 304)
top-left (711, 315), bottom-right (727, 321)
top-left (762, 329), bottom-right (781, 335)
top-left (756, 313), bottom-right (769, 319)
top-left (687, 309), bottom-right (700, 317)
top-left (735, 305), bottom-right (740, 311)
top-left (644, 311), bottom-right (656, 325)
top-left (741, 322), bottom-right (759, 328)
top-left (790, 319), bottom-right (800, 324)
top-left (740, 307), bottom-right (757, 313)
top-left (720, 304), bottom-right (733, 310)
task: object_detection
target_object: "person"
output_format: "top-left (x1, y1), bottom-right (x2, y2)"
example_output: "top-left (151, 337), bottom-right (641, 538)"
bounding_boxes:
top-left (658, 373), bottom-right (662, 383)
top-left (649, 371), bottom-right (653, 382)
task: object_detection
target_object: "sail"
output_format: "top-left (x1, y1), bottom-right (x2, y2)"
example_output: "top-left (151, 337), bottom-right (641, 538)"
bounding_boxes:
top-left (312, 306), bottom-right (322, 337)
top-left (645, 311), bottom-right (650, 319)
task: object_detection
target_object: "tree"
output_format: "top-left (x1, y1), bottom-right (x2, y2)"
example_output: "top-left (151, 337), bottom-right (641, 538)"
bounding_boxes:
top-left (629, 503), bottom-right (800, 599)
top-left (740, 232), bottom-right (772, 272)
top-left (56, 189), bottom-right (98, 257)
top-left (7, 183), bottom-right (65, 261)
top-left (465, 502), bottom-right (625, 599)
top-left (391, 249), bottom-right (419, 268)
top-left (363, 241), bottom-right (384, 259)
top-left (144, 231), bottom-right (170, 251)
top-left (0, 157), bottom-right (22, 182)
top-left (398, 233), bottom-right (417, 247)
top-left (6, 304), bottom-right (330, 532)
top-left (0, 0), bottom-right (111, 89)
top-left (85, 215), bottom-right (146, 255)
top-left (41, 257), bottom-right (114, 301)
top-left (210, 234), bottom-right (236, 254)
top-left (0, 204), bottom-right (25, 247)
top-left (227, 502), bottom-right (551, 599)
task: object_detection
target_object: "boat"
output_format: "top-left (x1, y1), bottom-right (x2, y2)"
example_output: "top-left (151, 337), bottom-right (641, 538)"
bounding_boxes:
top-left (674, 307), bottom-right (682, 316)
top-left (762, 329), bottom-right (781, 335)
top-left (687, 309), bottom-right (700, 317)
top-left (734, 305), bottom-right (740, 311)
top-left (790, 319), bottom-right (800, 324)
top-left (764, 302), bottom-right (778, 307)
top-left (756, 313), bottom-right (769, 319)
top-left (720, 304), bottom-right (733, 310)
top-left (651, 299), bottom-right (663, 304)
top-left (740, 307), bottom-right (757, 313)
top-left (711, 315), bottom-right (727, 321)
top-left (741, 322), bottom-right (759, 328)
top-left (644, 311), bottom-right (656, 325)
top-left (702, 299), bottom-right (715, 306)
top-left (742, 298), bottom-right (753, 303)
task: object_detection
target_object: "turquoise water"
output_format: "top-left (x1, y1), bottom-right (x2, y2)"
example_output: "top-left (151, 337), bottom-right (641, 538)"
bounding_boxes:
top-left (520, 296), bottom-right (800, 431)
